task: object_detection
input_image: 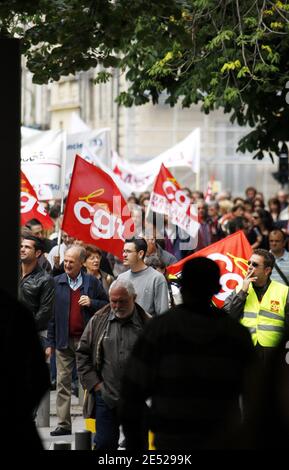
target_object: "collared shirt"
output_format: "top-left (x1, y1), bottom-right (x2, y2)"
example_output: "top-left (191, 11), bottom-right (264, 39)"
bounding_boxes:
top-left (100, 306), bottom-right (144, 408)
top-left (67, 271), bottom-right (83, 291)
top-left (270, 250), bottom-right (289, 285)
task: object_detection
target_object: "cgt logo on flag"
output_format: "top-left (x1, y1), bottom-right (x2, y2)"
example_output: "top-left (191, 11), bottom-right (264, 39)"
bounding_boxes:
top-left (149, 163), bottom-right (199, 240)
top-left (62, 155), bottom-right (134, 259)
top-left (206, 251), bottom-right (249, 308)
top-left (20, 171), bottom-right (54, 229)
top-left (167, 231), bottom-right (252, 308)
top-left (79, 188), bottom-right (109, 213)
top-left (74, 189), bottom-right (132, 241)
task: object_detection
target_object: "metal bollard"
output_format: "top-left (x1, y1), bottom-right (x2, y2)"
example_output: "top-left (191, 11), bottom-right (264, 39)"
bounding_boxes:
top-left (75, 430), bottom-right (92, 450)
top-left (36, 389), bottom-right (50, 427)
top-left (54, 441), bottom-right (72, 450)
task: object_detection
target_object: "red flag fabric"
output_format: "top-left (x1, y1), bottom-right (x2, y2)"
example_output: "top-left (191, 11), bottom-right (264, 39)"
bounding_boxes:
top-left (20, 171), bottom-right (54, 229)
top-left (62, 155), bottom-right (134, 259)
top-left (148, 163), bottom-right (199, 237)
top-left (167, 231), bottom-right (252, 308)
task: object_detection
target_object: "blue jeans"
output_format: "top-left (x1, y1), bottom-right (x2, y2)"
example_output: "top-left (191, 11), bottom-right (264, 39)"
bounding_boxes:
top-left (94, 391), bottom-right (119, 450)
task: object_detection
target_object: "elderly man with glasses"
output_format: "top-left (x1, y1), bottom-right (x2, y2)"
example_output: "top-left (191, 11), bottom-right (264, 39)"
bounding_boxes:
top-left (224, 248), bottom-right (289, 365)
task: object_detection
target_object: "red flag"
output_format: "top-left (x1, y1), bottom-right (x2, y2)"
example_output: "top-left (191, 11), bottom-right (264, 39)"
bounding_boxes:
top-left (167, 231), bottom-right (252, 308)
top-left (20, 171), bottom-right (54, 229)
top-left (148, 164), bottom-right (199, 237)
top-left (62, 155), bottom-right (134, 259)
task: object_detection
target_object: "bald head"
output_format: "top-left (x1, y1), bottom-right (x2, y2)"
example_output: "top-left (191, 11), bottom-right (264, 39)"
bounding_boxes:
top-left (64, 245), bottom-right (86, 279)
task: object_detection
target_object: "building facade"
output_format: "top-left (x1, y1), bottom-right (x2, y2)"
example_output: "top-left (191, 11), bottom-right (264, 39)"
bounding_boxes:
top-left (22, 62), bottom-right (280, 198)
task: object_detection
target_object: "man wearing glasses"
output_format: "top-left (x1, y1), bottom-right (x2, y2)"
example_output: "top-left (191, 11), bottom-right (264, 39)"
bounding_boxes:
top-left (224, 248), bottom-right (289, 364)
top-left (118, 237), bottom-right (169, 316)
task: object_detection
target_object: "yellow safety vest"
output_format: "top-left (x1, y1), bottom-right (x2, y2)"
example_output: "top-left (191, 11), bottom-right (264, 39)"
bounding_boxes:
top-left (239, 280), bottom-right (288, 347)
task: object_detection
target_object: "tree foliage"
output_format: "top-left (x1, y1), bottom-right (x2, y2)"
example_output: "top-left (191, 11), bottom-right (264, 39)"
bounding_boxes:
top-left (2, 0), bottom-right (289, 159)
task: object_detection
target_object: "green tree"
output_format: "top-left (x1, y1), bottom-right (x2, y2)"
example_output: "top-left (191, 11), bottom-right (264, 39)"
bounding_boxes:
top-left (2, 0), bottom-right (289, 159)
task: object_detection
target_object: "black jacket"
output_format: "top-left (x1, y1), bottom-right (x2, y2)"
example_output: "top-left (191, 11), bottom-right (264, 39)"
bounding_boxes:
top-left (19, 264), bottom-right (55, 332)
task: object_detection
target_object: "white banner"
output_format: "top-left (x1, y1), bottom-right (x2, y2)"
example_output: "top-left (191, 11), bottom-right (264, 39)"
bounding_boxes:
top-left (21, 127), bottom-right (111, 200)
top-left (112, 128), bottom-right (200, 193)
top-left (65, 128), bottom-right (111, 191)
top-left (21, 128), bottom-right (64, 200)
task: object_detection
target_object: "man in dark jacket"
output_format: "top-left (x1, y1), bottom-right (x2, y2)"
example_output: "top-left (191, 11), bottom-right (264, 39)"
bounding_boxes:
top-left (19, 235), bottom-right (55, 337)
top-left (46, 245), bottom-right (108, 436)
top-left (119, 257), bottom-right (255, 450)
top-left (76, 278), bottom-right (151, 450)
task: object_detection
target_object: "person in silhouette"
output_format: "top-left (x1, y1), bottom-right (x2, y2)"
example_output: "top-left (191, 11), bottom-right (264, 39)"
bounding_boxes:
top-left (119, 257), bottom-right (255, 450)
top-left (0, 289), bottom-right (50, 451)
top-left (224, 332), bottom-right (289, 449)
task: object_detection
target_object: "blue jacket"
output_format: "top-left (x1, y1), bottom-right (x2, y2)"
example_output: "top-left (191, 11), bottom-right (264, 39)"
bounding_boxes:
top-left (47, 272), bottom-right (108, 350)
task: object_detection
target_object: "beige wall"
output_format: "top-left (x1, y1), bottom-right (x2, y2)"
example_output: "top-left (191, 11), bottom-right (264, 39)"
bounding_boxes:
top-left (21, 66), bottom-right (281, 198)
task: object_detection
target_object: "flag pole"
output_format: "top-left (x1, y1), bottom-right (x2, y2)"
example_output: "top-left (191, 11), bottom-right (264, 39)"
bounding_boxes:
top-left (194, 128), bottom-right (201, 190)
top-left (57, 129), bottom-right (67, 254)
top-left (195, 170), bottom-right (200, 191)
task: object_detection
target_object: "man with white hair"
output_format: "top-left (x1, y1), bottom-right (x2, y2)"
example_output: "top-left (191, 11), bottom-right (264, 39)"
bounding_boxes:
top-left (46, 245), bottom-right (108, 436)
top-left (76, 278), bottom-right (151, 450)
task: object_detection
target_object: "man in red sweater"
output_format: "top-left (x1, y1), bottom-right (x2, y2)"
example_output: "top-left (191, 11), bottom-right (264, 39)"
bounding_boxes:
top-left (46, 245), bottom-right (108, 436)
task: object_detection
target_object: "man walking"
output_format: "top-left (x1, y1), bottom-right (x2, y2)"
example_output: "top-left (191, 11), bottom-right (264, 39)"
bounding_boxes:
top-left (118, 237), bottom-right (169, 316)
top-left (76, 279), bottom-right (150, 450)
top-left (46, 245), bottom-right (108, 436)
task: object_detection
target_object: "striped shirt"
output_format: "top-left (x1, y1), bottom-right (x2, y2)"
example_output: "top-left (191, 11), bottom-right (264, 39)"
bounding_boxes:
top-left (270, 250), bottom-right (289, 285)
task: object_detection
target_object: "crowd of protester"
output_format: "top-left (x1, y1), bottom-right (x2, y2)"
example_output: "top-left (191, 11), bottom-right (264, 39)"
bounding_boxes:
top-left (17, 184), bottom-right (289, 450)
top-left (38, 185), bottom-right (289, 273)
top-left (31, 182), bottom-right (289, 277)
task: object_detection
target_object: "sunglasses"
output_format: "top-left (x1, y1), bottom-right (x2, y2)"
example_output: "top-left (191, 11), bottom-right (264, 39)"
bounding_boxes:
top-left (248, 261), bottom-right (263, 268)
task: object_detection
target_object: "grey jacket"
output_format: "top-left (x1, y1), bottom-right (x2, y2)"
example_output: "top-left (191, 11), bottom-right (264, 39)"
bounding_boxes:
top-left (76, 302), bottom-right (150, 418)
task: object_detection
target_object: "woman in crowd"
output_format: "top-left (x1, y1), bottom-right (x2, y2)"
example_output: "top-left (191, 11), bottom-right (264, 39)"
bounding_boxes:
top-left (84, 245), bottom-right (114, 293)
top-left (268, 197), bottom-right (281, 222)
top-left (247, 208), bottom-right (274, 250)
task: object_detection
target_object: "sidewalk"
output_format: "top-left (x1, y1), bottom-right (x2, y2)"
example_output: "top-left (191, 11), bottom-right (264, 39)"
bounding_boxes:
top-left (37, 390), bottom-right (90, 450)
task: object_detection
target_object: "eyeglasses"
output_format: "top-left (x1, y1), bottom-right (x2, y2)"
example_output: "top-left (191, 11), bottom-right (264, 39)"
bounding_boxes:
top-left (123, 249), bottom-right (137, 254)
top-left (248, 261), bottom-right (264, 268)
